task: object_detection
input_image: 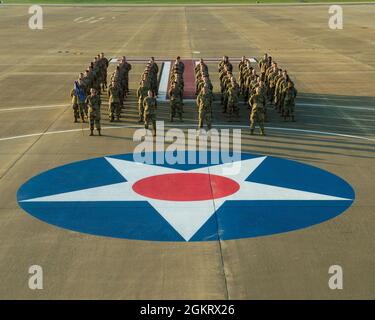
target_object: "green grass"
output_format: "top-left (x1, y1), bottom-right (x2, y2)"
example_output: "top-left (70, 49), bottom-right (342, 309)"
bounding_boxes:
top-left (2, 0), bottom-right (374, 4)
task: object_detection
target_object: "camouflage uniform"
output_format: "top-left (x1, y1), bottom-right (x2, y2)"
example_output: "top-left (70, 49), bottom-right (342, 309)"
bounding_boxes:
top-left (197, 90), bottom-right (213, 130)
top-left (227, 82), bottom-right (240, 121)
top-left (120, 61), bottom-right (132, 97)
top-left (86, 93), bottom-right (101, 135)
top-left (238, 59), bottom-right (248, 94)
top-left (137, 83), bottom-right (150, 122)
top-left (143, 96), bottom-right (157, 136)
top-left (267, 68), bottom-right (279, 103)
top-left (249, 92), bottom-right (266, 135)
top-left (174, 61), bottom-right (185, 75)
top-left (282, 83), bottom-right (298, 121)
top-left (169, 85), bottom-right (183, 122)
top-left (258, 56), bottom-right (268, 78)
top-left (218, 60), bottom-right (233, 73)
top-left (149, 62), bottom-right (159, 96)
top-left (275, 77), bottom-right (289, 113)
top-left (107, 83), bottom-right (121, 121)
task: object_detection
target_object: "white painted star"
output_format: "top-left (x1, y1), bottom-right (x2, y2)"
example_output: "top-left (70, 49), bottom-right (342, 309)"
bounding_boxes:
top-left (21, 157), bottom-right (351, 241)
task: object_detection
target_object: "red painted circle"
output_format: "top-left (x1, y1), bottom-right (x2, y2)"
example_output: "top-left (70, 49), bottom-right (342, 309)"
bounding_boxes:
top-left (132, 173), bottom-right (240, 201)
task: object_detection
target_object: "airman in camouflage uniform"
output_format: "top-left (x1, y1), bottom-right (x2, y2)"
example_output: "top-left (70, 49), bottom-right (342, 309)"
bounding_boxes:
top-left (253, 78), bottom-right (268, 121)
top-left (85, 88), bottom-right (101, 136)
top-left (282, 82), bottom-right (297, 121)
top-left (148, 57), bottom-right (159, 96)
top-left (219, 64), bottom-right (229, 108)
top-left (272, 69), bottom-right (283, 109)
top-left (218, 55), bottom-right (233, 73)
top-left (238, 56), bottom-right (248, 95)
top-left (195, 58), bottom-right (208, 75)
top-left (173, 56), bottom-right (185, 75)
top-left (108, 80), bottom-right (121, 122)
top-left (249, 87), bottom-right (266, 136)
top-left (275, 71), bottom-right (290, 113)
top-left (244, 68), bottom-right (258, 106)
top-left (258, 53), bottom-right (269, 78)
top-left (227, 78), bottom-right (240, 121)
top-left (137, 80), bottom-right (150, 123)
top-left (170, 72), bottom-right (184, 109)
top-left (169, 82), bottom-right (183, 122)
top-left (195, 62), bottom-right (209, 95)
top-left (266, 63), bottom-right (279, 104)
top-left (99, 53), bottom-right (109, 91)
top-left (143, 90), bottom-right (157, 136)
top-left (119, 56), bottom-right (132, 99)
top-left (197, 86), bottom-right (213, 132)
top-left (71, 80), bottom-right (87, 123)
top-left (197, 76), bottom-right (213, 96)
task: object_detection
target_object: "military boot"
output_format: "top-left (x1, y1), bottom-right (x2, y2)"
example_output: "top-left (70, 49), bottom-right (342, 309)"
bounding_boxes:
top-left (98, 129), bottom-right (102, 136)
top-left (74, 116), bottom-right (78, 123)
top-left (89, 129), bottom-right (94, 136)
top-left (250, 129), bottom-right (254, 135)
top-left (260, 129), bottom-right (266, 136)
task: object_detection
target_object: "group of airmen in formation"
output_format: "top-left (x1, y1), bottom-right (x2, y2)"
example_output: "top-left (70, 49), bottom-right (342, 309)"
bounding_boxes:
top-left (107, 56), bottom-right (132, 123)
top-left (70, 52), bottom-right (109, 135)
top-left (136, 57), bottom-right (159, 135)
top-left (219, 53), bottom-right (298, 135)
top-left (70, 53), bottom-right (297, 136)
top-left (195, 59), bottom-right (214, 132)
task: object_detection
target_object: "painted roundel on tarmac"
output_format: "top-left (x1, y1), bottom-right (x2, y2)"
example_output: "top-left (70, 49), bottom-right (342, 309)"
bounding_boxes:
top-left (17, 152), bottom-right (355, 242)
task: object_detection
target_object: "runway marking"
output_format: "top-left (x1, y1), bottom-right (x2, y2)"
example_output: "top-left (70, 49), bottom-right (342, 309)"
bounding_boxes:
top-left (18, 154), bottom-right (354, 241)
top-left (0, 124), bottom-right (374, 142)
top-left (299, 102), bottom-right (375, 111)
top-left (73, 17), bottom-right (83, 22)
top-left (158, 62), bottom-right (171, 102)
top-left (300, 96), bottom-right (375, 103)
top-left (77, 16), bottom-right (96, 24)
top-left (108, 57), bottom-right (256, 63)
top-left (89, 17), bottom-right (105, 24)
top-left (0, 104), bottom-right (68, 112)
top-left (1, 101), bottom-right (373, 115)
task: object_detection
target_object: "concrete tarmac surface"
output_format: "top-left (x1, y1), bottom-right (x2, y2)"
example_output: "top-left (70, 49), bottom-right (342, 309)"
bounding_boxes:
top-left (0, 4), bottom-right (374, 299)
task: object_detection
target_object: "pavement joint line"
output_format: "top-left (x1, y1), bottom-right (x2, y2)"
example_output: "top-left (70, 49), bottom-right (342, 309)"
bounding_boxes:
top-left (0, 104), bottom-right (71, 182)
top-left (0, 104), bottom-right (69, 112)
top-left (0, 124), bottom-right (374, 142)
top-left (1, 101), bottom-right (373, 113)
top-left (2, 3), bottom-right (374, 8)
top-left (299, 102), bottom-right (375, 111)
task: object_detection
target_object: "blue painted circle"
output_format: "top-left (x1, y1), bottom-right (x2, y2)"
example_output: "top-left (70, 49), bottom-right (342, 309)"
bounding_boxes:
top-left (17, 152), bottom-right (355, 241)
